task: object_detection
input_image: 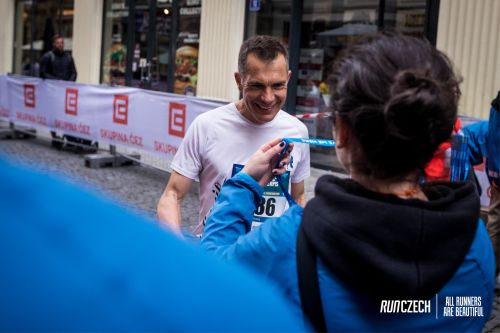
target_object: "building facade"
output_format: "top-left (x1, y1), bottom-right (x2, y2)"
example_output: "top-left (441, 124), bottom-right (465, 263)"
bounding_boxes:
top-left (1, 0), bottom-right (499, 168)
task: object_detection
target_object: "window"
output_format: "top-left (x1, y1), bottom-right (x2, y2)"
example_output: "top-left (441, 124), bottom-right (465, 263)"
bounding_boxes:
top-left (101, 0), bottom-right (202, 95)
top-left (101, 0), bottom-right (129, 86)
top-left (13, 0), bottom-right (75, 77)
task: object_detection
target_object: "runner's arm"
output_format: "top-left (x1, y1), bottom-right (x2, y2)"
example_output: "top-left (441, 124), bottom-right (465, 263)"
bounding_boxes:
top-left (157, 171), bottom-right (194, 234)
top-left (291, 181), bottom-right (306, 207)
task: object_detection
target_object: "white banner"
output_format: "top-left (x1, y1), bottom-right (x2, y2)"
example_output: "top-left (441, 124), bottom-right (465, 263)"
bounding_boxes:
top-left (1, 75), bottom-right (225, 160)
top-left (0, 75), bottom-right (492, 208)
top-left (8, 77), bottom-right (52, 128)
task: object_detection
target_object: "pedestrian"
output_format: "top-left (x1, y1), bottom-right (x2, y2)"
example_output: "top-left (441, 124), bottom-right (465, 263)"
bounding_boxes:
top-left (40, 34), bottom-right (77, 81)
top-left (463, 91), bottom-right (500, 274)
top-left (201, 32), bottom-right (495, 332)
top-left (40, 34), bottom-right (93, 151)
top-left (0, 157), bottom-right (305, 332)
top-left (157, 35), bottom-right (310, 236)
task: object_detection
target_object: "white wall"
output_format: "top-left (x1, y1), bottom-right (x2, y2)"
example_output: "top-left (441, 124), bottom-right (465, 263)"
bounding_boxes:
top-left (0, 0), bottom-right (15, 74)
top-left (437, 0), bottom-right (500, 119)
top-left (73, 0), bottom-right (103, 84)
top-left (196, 0), bottom-right (246, 102)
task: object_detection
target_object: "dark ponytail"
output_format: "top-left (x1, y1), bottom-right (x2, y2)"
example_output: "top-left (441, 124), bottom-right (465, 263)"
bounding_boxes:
top-left (330, 32), bottom-right (460, 179)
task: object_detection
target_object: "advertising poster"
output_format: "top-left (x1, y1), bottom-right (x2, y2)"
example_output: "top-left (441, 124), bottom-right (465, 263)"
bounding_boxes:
top-left (174, 0), bottom-right (202, 96)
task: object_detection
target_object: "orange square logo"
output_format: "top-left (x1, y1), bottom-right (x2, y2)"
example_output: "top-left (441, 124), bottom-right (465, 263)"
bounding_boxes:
top-left (168, 102), bottom-right (186, 137)
top-left (24, 84), bottom-right (35, 108)
top-left (113, 95), bottom-right (128, 125)
top-left (65, 88), bottom-right (78, 116)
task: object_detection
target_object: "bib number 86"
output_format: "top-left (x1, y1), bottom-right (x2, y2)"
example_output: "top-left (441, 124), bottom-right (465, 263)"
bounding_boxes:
top-left (255, 197), bottom-right (276, 216)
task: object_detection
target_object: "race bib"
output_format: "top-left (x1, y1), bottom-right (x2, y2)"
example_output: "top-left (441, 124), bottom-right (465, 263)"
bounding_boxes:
top-left (232, 164), bottom-right (290, 229)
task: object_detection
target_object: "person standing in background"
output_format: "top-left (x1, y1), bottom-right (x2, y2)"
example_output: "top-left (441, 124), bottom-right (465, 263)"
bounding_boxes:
top-left (40, 34), bottom-right (92, 150)
top-left (40, 34), bottom-right (77, 82)
top-left (463, 91), bottom-right (500, 274)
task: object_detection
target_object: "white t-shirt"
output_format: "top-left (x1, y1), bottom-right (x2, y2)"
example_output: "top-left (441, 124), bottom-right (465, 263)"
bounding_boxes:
top-left (171, 103), bottom-right (311, 234)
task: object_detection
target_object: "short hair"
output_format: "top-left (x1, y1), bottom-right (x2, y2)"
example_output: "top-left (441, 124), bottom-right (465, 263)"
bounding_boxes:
top-left (238, 35), bottom-right (288, 76)
top-left (329, 32), bottom-right (460, 179)
top-left (52, 34), bottom-right (63, 43)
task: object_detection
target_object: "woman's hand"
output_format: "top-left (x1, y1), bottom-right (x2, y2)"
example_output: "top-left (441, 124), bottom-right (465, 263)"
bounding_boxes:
top-left (242, 138), bottom-right (294, 188)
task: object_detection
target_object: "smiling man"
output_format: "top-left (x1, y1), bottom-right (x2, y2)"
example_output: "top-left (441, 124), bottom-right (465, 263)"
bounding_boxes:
top-left (157, 35), bottom-right (310, 236)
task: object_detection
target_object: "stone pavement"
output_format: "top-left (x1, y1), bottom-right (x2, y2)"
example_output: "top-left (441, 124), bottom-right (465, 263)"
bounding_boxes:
top-left (0, 134), bottom-right (499, 332)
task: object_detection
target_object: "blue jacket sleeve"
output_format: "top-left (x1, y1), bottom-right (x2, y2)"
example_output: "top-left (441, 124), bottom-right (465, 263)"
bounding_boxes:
top-left (462, 121), bottom-right (489, 165)
top-left (487, 103), bottom-right (500, 185)
top-left (202, 172), bottom-right (263, 250)
top-left (201, 172), bottom-right (303, 275)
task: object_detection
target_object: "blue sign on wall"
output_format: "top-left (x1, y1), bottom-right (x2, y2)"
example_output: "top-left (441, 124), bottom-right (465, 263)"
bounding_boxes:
top-left (249, 0), bottom-right (260, 12)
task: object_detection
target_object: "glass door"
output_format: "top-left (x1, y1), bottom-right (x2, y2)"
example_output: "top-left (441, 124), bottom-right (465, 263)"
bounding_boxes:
top-left (13, 0), bottom-right (75, 77)
top-left (130, 0), bottom-right (171, 91)
top-left (101, 0), bottom-right (171, 91)
top-left (102, 0), bottom-right (202, 95)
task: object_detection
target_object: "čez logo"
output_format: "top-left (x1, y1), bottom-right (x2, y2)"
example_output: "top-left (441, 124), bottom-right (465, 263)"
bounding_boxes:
top-left (168, 102), bottom-right (186, 138)
top-left (65, 88), bottom-right (78, 116)
top-left (113, 95), bottom-right (129, 125)
top-left (24, 84), bottom-right (36, 108)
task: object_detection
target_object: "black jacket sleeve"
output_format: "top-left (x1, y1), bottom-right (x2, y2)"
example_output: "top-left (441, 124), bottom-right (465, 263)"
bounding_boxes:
top-left (68, 54), bottom-right (77, 82)
top-left (39, 52), bottom-right (58, 80)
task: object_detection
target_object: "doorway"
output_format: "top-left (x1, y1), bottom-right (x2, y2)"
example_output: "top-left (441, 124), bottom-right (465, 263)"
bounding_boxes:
top-left (101, 0), bottom-right (202, 95)
top-left (101, 0), bottom-right (173, 91)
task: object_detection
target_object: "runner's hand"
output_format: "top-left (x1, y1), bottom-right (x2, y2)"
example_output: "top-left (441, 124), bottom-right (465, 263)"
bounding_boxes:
top-left (242, 138), bottom-right (294, 188)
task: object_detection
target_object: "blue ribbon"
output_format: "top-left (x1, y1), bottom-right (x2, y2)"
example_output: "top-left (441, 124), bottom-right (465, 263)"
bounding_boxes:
top-left (450, 134), bottom-right (470, 182)
top-left (276, 137), bottom-right (336, 207)
top-left (283, 137), bottom-right (336, 147)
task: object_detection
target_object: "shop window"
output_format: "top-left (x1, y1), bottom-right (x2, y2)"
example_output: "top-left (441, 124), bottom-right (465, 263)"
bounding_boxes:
top-left (101, 0), bottom-right (129, 86)
top-left (382, 0), bottom-right (427, 38)
top-left (101, 0), bottom-right (202, 95)
top-left (174, 0), bottom-right (201, 95)
top-left (245, 0), bottom-right (291, 46)
top-left (13, 0), bottom-right (75, 77)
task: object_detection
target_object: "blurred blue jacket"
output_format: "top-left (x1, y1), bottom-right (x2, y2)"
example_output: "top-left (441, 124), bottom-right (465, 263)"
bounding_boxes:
top-left (463, 91), bottom-right (500, 186)
top-left (202, 172), bottom-right (495, 332)
top-left (0, 157), bottom-right (305, 332)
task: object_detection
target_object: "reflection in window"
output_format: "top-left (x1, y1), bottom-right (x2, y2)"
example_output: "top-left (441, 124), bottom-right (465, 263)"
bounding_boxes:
top-left (101, 0), bottom-right (129, 86)
top-left (383, 0), bottom-right (427, 38)
top-left (245, 0), bottom-right (291, 46)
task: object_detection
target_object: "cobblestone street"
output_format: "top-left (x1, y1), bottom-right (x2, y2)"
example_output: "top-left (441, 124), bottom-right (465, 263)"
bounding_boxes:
top-left (1, 134), bottom-right (499, 332)
top-left (0, 134), bottom-right (199, 229)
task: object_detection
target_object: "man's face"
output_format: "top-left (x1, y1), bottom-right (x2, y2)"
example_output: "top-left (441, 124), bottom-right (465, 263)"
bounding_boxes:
top-left (53, 38), bottom-right (64, 52)
top-left (235, 53), bottom-right (291, 124)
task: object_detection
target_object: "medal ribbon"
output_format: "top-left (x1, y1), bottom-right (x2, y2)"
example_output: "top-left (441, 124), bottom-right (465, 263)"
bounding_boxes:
top-left (276, 138), bottom-right (336, 206)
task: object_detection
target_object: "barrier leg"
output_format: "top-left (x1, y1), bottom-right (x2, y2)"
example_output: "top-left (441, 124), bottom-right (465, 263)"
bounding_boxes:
top-left (84, 144), bottom-right (140, 169)
top-left (0, 121), bottom-right (36, 139)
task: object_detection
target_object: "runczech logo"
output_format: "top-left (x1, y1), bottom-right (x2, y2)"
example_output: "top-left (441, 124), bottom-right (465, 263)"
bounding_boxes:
top-left (113, 94), bottom-right (129, 125)
top-left (168, 102), bottom-right (186, 137)
top-left (24, 84), bottom-right (35, 108)
top-left (65, 88), bottom-right (78, 116)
